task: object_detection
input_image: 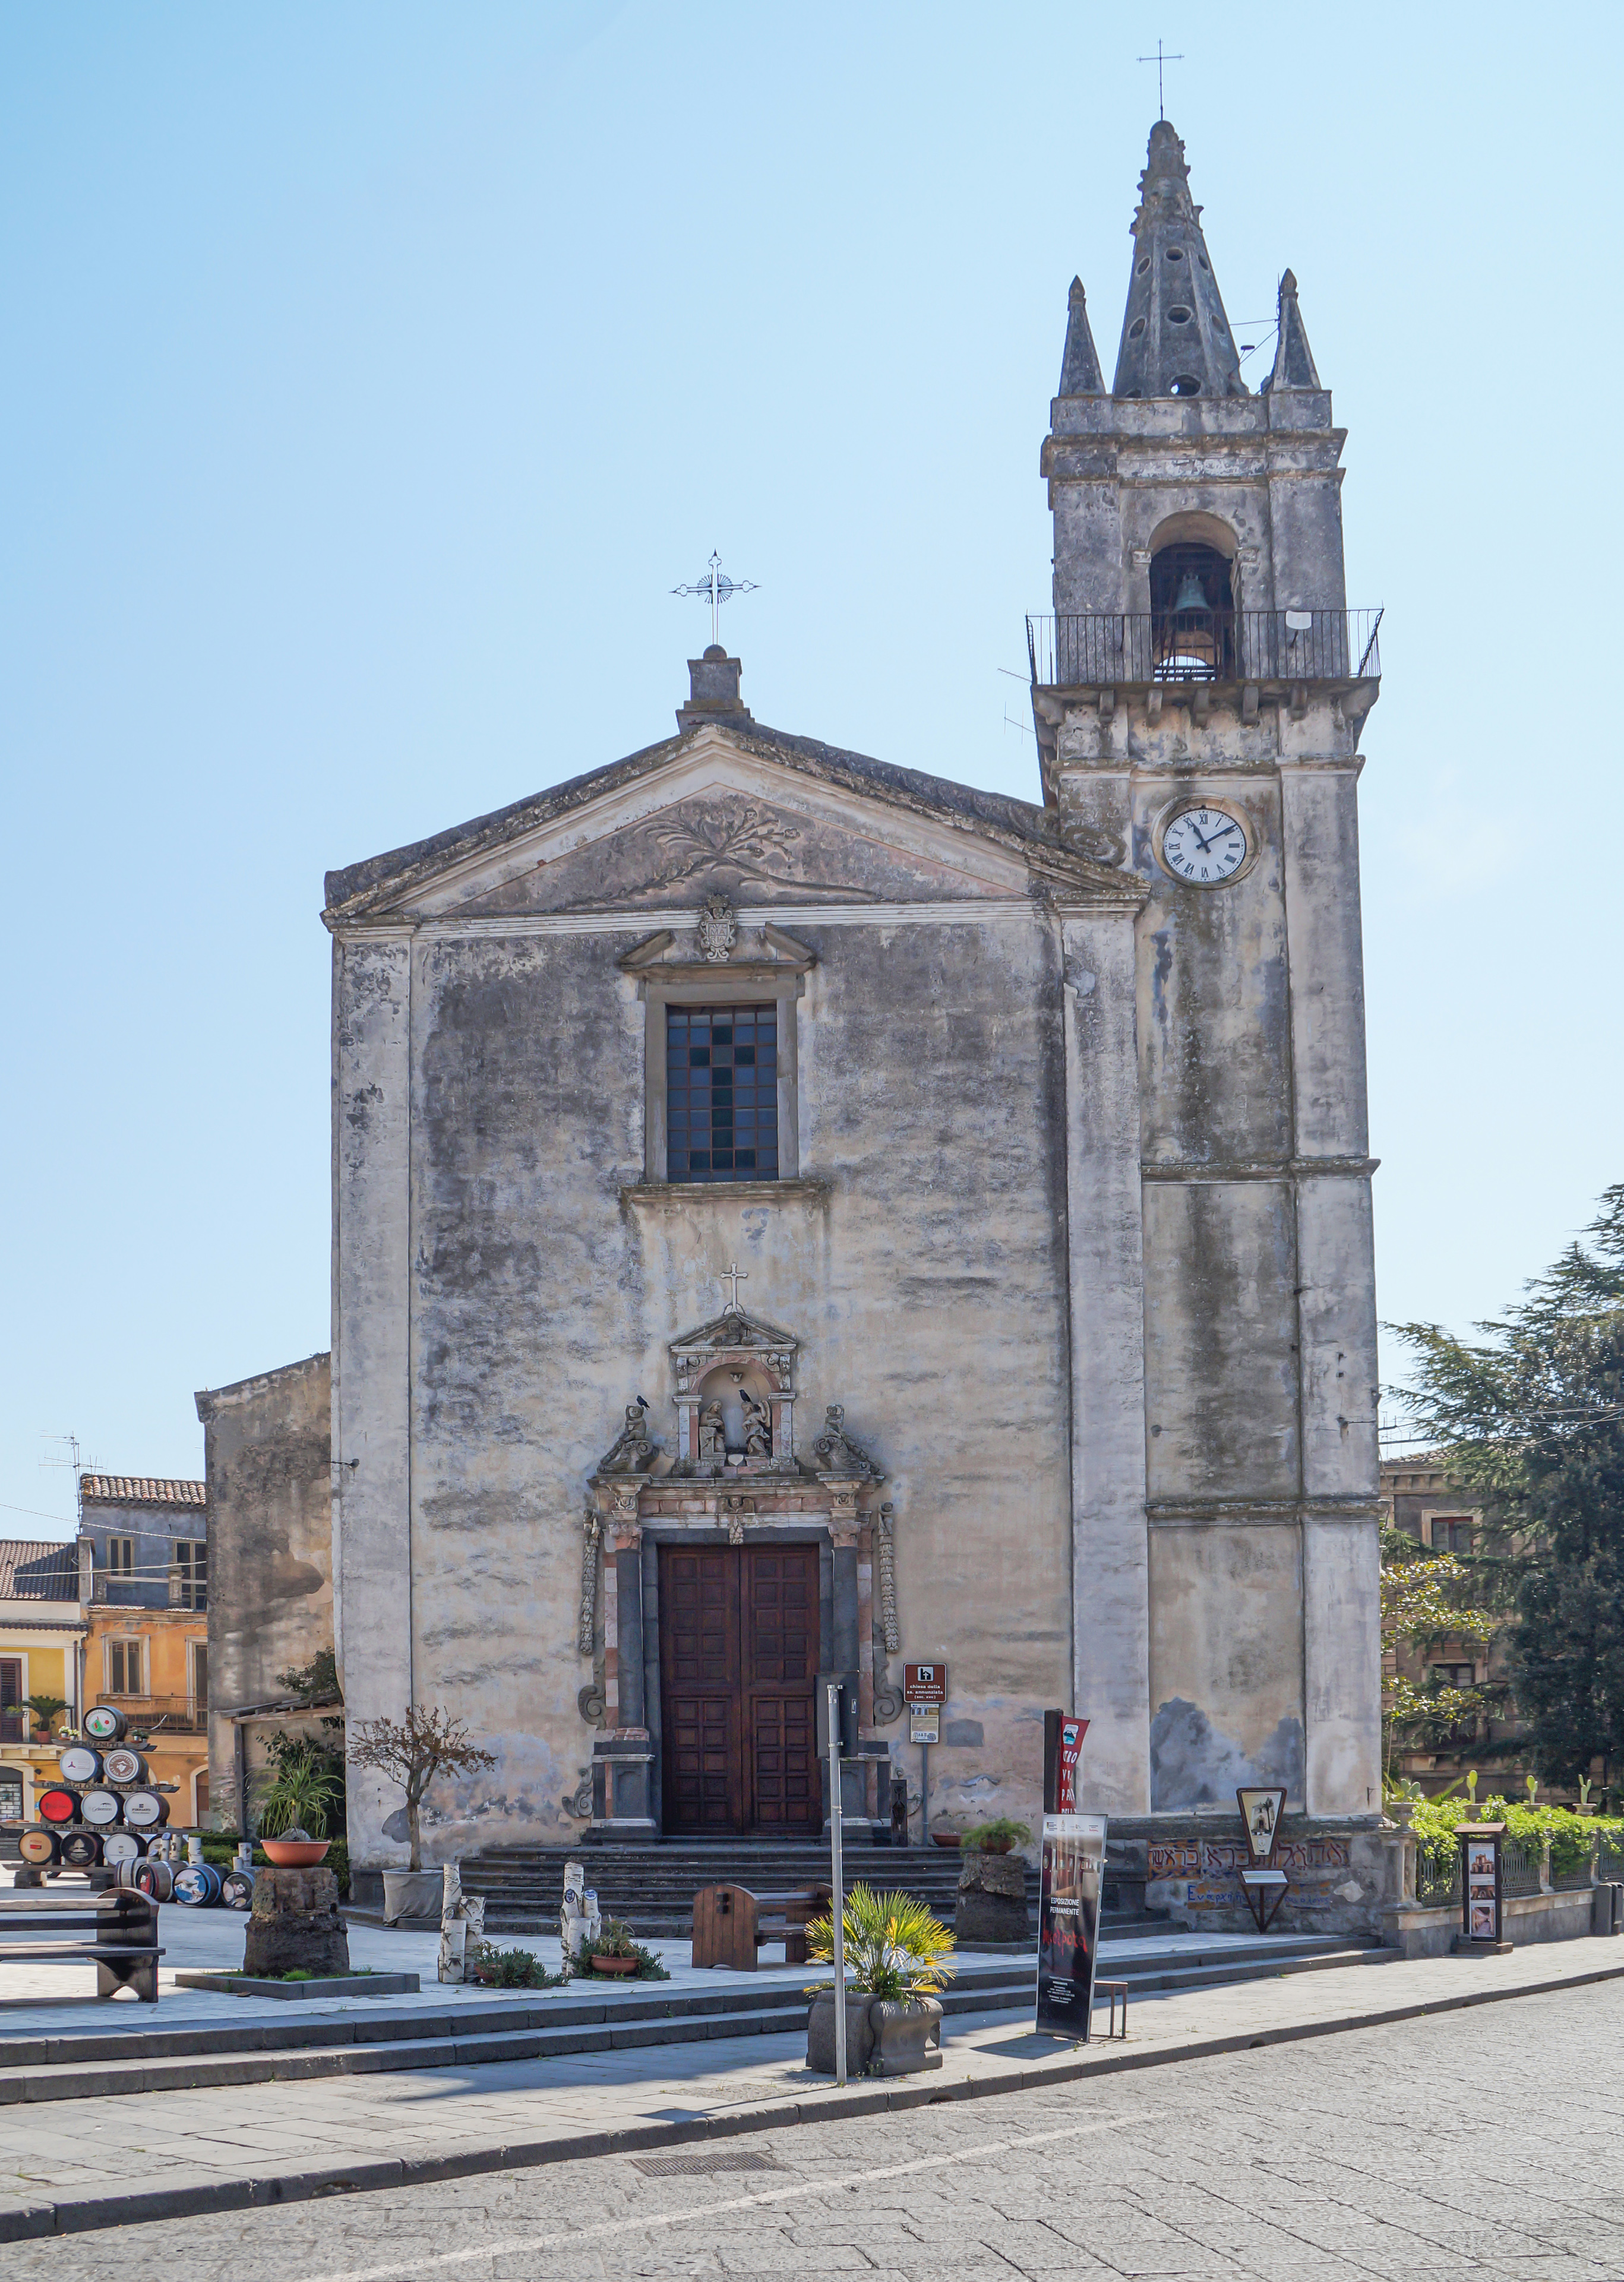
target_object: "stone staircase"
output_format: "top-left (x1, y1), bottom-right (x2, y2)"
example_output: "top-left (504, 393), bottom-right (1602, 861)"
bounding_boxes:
top-left (457, 1839), bottom-right (1160, 1940)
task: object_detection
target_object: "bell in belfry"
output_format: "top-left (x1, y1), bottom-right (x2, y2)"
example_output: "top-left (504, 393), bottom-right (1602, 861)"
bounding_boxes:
top-left (1171, 568), bottom-right (1209, 613)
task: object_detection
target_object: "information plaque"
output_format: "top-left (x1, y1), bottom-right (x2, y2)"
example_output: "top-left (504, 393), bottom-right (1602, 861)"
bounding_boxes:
top-left (1035, 1812), bottom-right (1106, 2039)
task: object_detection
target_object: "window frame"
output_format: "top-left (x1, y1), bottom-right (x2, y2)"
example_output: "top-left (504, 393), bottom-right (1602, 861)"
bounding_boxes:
top-left (639, 969), bottom-right (805, 1186)
top-left (106, 1637), bottom-right (144, 1696)
top-left (106, 1535), bottom-right (135, 1577)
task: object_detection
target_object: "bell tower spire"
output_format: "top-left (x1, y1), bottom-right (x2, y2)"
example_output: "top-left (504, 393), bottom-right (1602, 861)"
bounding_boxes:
top-left (1262, 268), bottom-right (1322, 393)
top-left (1111, 119), bottom-right (1244, 400)
top-left (1058, 277), bottom-right (1105, 397)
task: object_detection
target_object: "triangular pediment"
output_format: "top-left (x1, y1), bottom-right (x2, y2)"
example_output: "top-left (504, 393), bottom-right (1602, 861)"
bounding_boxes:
top-left (670, 1306), bottom-right (797, 1360)
top-left (323, 719), bottom-right (1142, 927)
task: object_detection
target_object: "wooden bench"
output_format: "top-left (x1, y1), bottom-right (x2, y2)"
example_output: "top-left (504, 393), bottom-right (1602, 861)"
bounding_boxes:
top-left (691, 1882), bottom-right (833, 1971)
top-left (0, 1885), bottom-right (163, 2002)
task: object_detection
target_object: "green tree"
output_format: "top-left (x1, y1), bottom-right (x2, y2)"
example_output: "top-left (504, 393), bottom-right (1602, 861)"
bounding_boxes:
top-left (1379, 1536), bottom-right (1503, 1783)
top-left (1392, 1186), bottom-right (1624, 1793)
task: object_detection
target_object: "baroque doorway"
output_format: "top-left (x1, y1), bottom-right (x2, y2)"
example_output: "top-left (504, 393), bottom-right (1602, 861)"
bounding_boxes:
top-left (659, 1542), bottom-right (820, 1834)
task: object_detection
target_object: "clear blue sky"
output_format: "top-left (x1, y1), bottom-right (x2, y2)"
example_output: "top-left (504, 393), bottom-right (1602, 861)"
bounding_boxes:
top-left (3, 4), bottom-right (1619, 1532)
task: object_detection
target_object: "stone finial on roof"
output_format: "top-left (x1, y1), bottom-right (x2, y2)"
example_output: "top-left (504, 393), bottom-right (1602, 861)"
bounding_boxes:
top-left (676, 646), bottom-right (753, 734)
top-left (1058, 277), bottom-right (1105, 397)
top-left (1110, 119), bottom-right (1246, 402)
top-left (1261, 269), bottom-right (1322, 394)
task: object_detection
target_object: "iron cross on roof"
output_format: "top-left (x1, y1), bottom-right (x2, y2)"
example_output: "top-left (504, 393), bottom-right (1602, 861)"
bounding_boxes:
top-left (1136, 39), bottom-right (1184, 120)
top-left (672, 552), bottom-right (759, 647)
top-left (716, 1261), bottom-right (748, 1311)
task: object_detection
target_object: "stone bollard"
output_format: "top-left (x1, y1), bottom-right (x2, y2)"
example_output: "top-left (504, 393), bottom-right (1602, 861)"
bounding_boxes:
top-left (244, 1867), bottom-right (351, 1979)
top-left (955, 1850), bottom-right (1029, 1945)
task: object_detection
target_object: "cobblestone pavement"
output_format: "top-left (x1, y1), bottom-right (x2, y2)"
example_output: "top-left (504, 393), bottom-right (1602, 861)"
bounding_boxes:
top-left (11, 1977), bottom-right (1623, 2281)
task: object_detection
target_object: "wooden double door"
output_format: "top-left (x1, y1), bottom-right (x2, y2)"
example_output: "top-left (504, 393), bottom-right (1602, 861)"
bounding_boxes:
top-left (659, 1543), bottom-right (821, 1834)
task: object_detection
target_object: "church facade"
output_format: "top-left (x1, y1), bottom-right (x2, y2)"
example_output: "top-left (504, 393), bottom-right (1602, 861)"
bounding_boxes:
top-left (327, 121), bottom-right (1383, 1871)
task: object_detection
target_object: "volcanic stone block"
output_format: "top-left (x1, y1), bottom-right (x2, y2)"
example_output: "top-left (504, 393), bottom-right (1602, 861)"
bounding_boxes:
top-left (243, 1866), bottom-right (351, 1978)
top-left (955, 1849), bottom-right (1029, 1945)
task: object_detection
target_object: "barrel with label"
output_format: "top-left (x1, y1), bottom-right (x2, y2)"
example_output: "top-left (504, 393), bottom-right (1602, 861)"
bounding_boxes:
top-left (102, 1829), bottom-right (144, 1865)
top-left (102, 1746), bottom-right (148, 1785)
top-left (36, 1785), bottom-right (81, 1825)
top-left (172, 1861), bottom-right (221, 1907)
top-left (18, 1826), bottom-right (59, 1866)
top-left (132, 1858), bottom-right (175, 1902)
top-left (121, 1789), bottom-right (169, 1830)
top-left (81, 1705), bottom-right (127, 1744)
top-left (59, 1829), bottom-right (104, 1870)
top-left (81, 1787), bottom-right (124, 1826)
top-left (58, 1744), bottom-right (103, 1785)
top-left (220, 1867), bottom-right (255, 1910)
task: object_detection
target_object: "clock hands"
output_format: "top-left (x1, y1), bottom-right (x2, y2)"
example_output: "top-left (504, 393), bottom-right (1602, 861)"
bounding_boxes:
top-left (1186, 816), bottom-right (1242, 856)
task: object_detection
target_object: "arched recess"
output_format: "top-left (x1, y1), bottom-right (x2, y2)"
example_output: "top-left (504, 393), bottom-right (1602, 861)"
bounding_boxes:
top-left (1147, 511), bottom-right (1240, 679)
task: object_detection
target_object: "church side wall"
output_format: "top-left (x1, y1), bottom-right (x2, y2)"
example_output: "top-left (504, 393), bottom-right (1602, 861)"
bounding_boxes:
top-left (378, 906), bottom-right (1075, 1859)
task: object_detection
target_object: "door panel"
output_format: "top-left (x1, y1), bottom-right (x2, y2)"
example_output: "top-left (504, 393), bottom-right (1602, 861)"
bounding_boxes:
top-left (659, 1542), bottom-right (821, 1834)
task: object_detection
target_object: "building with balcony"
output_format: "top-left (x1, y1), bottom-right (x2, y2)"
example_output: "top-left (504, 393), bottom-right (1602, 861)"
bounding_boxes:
top-left (77, 1475), bottom-right (210, 1824)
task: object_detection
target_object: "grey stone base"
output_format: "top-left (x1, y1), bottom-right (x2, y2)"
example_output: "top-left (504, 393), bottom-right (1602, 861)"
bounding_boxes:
top-left (175, 1971), bottom-right (420, 1999)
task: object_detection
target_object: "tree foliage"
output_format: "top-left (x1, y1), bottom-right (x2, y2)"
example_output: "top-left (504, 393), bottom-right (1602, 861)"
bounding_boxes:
top-left (348, 1704), bottom-right (495, 1871)
top-left (1379, 1538), bottom-right (1505, 1779)
top-left (1392, 1185), bottom-right (1624, 1791)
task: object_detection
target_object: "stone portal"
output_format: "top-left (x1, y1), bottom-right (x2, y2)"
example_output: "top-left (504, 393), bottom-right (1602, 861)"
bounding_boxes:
top-left (659, 1542), bottom-right (820, 1834)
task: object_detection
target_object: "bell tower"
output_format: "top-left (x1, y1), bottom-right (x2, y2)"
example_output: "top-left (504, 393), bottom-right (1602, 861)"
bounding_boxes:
top-left (1036, 122), bottom-right (1383, 1826)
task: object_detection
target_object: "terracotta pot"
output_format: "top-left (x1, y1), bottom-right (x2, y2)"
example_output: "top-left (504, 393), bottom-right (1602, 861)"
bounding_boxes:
top-left (931, 1832), bottom-right (961, 1849)
top-left (591, 1952), bottom-right (639, 1976)
top-left (973, 1838), bottom-right (1015, 1854)
top-left (868, 1996), bottom-right (944, 2077)
top-left (382, 1868), bottom-right (446, 1924)
top-left (261, 1838), bottom-right (331, 1867)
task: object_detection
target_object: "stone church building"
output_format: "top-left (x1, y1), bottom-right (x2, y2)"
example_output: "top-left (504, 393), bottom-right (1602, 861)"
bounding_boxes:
top-left (319, 120), bottom-right (1383, 1872)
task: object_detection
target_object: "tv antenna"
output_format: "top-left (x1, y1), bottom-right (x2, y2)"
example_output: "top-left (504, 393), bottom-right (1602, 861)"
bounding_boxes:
top-left (1136, 39), bottom-right (1184, 119)
top-left (672, 552), bottom-right (759, 647)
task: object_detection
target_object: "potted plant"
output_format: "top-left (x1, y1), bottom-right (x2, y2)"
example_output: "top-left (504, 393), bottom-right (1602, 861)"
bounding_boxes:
top-left (349, 1705), bottom-right (495, 1924)
top-left (260, 1824), bottom-right (331, 1868)
top-left (257, 1739), bottom-right (342, 1847)
top-left (24, 1696), bottom-right (68, 1744)
top-left (961, 1816), bottom-right (1032, 1856)
top-left (590, 1918), bottom-right (669, 1978)
top-left (805, 1884), bottom-right (954, 2078)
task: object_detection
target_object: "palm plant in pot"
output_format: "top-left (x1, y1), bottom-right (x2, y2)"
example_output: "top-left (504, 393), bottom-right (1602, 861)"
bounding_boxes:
top-left (805, 1885), bottom-right (954, 2078)
top-left (349, 1705), bottom-right (495, 1924)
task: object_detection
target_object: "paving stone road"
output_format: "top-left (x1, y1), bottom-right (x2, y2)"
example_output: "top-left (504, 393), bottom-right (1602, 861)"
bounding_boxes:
top-left (12, 1977), bottom-right (1624, 2281)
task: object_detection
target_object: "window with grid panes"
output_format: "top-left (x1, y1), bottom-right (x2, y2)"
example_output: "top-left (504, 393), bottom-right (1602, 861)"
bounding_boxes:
top-left (106, 1537), bottom-right (134, 1576)
top-left (1432, 1518), bottom-right (1473, 1554)
top-left (666, 1005), bottom-right (778, 1182)
top-left (108, 1639), bottom-right (142, 1695)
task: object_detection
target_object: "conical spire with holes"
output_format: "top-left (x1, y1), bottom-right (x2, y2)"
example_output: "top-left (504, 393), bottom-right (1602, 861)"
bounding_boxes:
top-left (1111, 119), bottom-right (1245, 400)
top-left (1261, 269), bottom-right (1321, 393)
top-left (1058, 277), bottom-right (1105, 396)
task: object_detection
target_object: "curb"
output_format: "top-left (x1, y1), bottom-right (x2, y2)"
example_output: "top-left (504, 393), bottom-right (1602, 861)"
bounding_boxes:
top-left (2, 1957), bottom-right (1621, 2242)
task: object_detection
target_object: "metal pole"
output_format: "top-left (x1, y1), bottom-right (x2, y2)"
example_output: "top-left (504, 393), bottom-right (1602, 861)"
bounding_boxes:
top-left (827, 1679), bottom-right (846, 2087)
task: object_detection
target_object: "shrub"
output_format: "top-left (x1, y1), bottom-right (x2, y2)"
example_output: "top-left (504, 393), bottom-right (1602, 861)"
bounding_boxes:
top-left (806, 1884), bottom-right (955, 2002)
top-left (466, 1945), bottom-right (559, 1989)
top-left (1408, 1794), bottom-right (1623, 1882)
top-left (591, 1918), bottom-right (670, 1978)
top-left (961, 1817), bottom-right (1032, 1854)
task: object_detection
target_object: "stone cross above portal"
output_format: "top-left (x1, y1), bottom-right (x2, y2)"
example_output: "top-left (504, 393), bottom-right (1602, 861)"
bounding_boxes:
top-left (716, 1261), bottom-right (748, 1311)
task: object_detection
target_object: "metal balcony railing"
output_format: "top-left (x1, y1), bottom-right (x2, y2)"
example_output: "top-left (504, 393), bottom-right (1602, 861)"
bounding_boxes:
top-left (1026, 608), bottom-right (1382, 688)
top-left (91, 1694), bottom-right (207, 1733)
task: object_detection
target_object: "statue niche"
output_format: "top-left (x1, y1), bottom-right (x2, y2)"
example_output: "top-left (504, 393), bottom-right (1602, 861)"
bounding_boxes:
top-left (669, 1305), bottom-right (799, 1475)
top-left (695, 1363), bottom-right (776, 1469)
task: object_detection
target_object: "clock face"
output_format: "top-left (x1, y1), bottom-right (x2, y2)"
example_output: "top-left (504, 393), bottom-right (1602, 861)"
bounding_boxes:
top-left (1161, 805), bottom-right (1247, 885)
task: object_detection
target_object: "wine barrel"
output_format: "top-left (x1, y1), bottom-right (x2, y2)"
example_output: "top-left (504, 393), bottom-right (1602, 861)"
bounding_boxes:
top-left (81, 1705), bottom-right (127, 1744)
top-left (59, 1829), bottom-right (104, 1869)
top-left (172, 1862), bottom-right (221, 1907)
top-left (58, 1744), bottom-right (103, 1785)
top-left (132, 1859), bottom-right (175, 1902)
top-left (102, 1829), bottom-right (144, 1864)
top-left (36, 1785), bottom-right (81, 1825)
top-left (102, 1746), bottom-right (148, 1785)
top-left (219, 1867), bottom-right (255, 1910)
top-left (121, 1790), bottom-right (169, 1829)
top-left (18, 1826), bottom-right (59, 1865)
top-left (81, 1787), bottom-right (124, 1826)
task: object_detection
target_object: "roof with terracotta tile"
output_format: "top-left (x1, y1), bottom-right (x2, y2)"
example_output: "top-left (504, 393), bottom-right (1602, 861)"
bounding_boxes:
top-left (80, 1475), bottom-right (207, 1510)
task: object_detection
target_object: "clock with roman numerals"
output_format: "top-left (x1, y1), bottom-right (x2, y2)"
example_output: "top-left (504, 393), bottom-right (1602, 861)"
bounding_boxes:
top-left (1160, 804), bottom-right (1248, 885)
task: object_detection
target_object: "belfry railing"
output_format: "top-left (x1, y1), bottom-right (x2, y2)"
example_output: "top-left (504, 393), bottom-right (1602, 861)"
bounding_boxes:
top-left (1026, 608), bottom-right (1382, 688)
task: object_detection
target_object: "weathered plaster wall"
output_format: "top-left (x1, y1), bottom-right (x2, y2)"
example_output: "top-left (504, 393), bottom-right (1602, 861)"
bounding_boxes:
top-left (196, 1354), bottom-right (332, 1829)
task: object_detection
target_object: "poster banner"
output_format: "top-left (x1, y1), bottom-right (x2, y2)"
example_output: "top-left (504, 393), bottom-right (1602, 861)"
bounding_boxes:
top-left (1035, 1812), bottom-right (1107, 2038)
top-left (1042, 1710), bottom-right (1089, 1812)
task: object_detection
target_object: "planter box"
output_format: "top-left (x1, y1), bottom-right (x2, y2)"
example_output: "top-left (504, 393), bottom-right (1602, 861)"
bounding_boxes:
top-left (805, 1989), bottom-right (877, 2076)
top-left (382, 1869), bottom-right (446, 1925)
top-left (805, 1990), bottom-right (943, 2078)
top-left (175, 1971), bottom-right (421, 2000)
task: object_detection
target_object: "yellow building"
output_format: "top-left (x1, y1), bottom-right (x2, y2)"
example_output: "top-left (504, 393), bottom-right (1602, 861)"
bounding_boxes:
top-left (77, 1476), bottom-right (210, 1826)
top-left (0, 1541), bottom-right (85, 1825)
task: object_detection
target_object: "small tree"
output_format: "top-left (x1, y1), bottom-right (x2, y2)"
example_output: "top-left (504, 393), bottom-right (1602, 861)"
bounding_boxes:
top-left (348, 1705), bottom-right (495, 1871)
top-left (1380, 1537), bottom-right (1504, 1785)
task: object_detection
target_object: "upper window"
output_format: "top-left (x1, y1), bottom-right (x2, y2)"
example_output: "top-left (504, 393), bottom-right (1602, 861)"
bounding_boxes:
top-left (174, 1540), bottom-right (207, 1610)
top-left (1432, 1518), bottom-right (1474, 1556)
top-left (108, 1638), bottom-right (143, 1695)
top-left (0, 1657), bottom-right (21, 1746)
top-left (106, 1537), bottom-right (134, 1576)
top-left (666, 1004), bottom-right (779, 1183)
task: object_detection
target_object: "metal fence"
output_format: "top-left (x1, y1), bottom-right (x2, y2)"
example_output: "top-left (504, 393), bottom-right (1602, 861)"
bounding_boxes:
top-left (1415, 1838), bottom-right (1461, 1909)
top-left (90, 1694), bottom-right (207, 1734)
top-left (1501, 1839), bottom-right (1543, 1898)
top-left (1026, 607), bottom-right (1382, 688)
top-left (1598, 1834), bottom-right (1624, 1885)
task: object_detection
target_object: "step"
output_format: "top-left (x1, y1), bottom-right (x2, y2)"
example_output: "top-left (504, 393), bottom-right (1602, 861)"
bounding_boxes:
top-left (0, 1940), bottom-right (1391, 2108)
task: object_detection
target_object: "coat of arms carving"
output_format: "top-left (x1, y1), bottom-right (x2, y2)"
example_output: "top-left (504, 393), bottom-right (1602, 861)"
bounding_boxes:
top-left (697, 893), bottom-right (737, 963)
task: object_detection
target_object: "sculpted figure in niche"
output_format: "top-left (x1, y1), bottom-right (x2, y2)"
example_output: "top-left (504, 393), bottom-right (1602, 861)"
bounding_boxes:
top-left (741, 1388), bottom-right (772, 1457)
top-left (697, 1400), bottom-right (726, 1465)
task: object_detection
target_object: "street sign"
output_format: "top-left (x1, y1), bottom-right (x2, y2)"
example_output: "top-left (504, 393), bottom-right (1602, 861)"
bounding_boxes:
top-left (1044, 1711), bottom-right (1089, 1813)
top-left (908, 1708), bottom-right (940, 1745)
top-left (903, 1663), bottom-right (946, 1706)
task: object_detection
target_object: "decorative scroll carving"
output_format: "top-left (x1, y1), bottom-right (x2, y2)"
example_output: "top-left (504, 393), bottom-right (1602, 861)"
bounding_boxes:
top-left (721, 1494), bottom-right (754, 1545)
top-left (813, 1404), bottom-right (878, 1478)
top-left (877, 1502), bottom-right (900, 1653)
top-left (577, 1509), bottom-right (601, 1655)
top-left (561, 1769), bottom-right (593, 1819)
top-left (697, 892), bottom-right (738, 962)
top-left (597, 1398), bottom-right (655, 1476)
top-left (577, 1681), bottom-right (605, 1727)
top-left (873, 1661), bottom-right (904, 1726)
